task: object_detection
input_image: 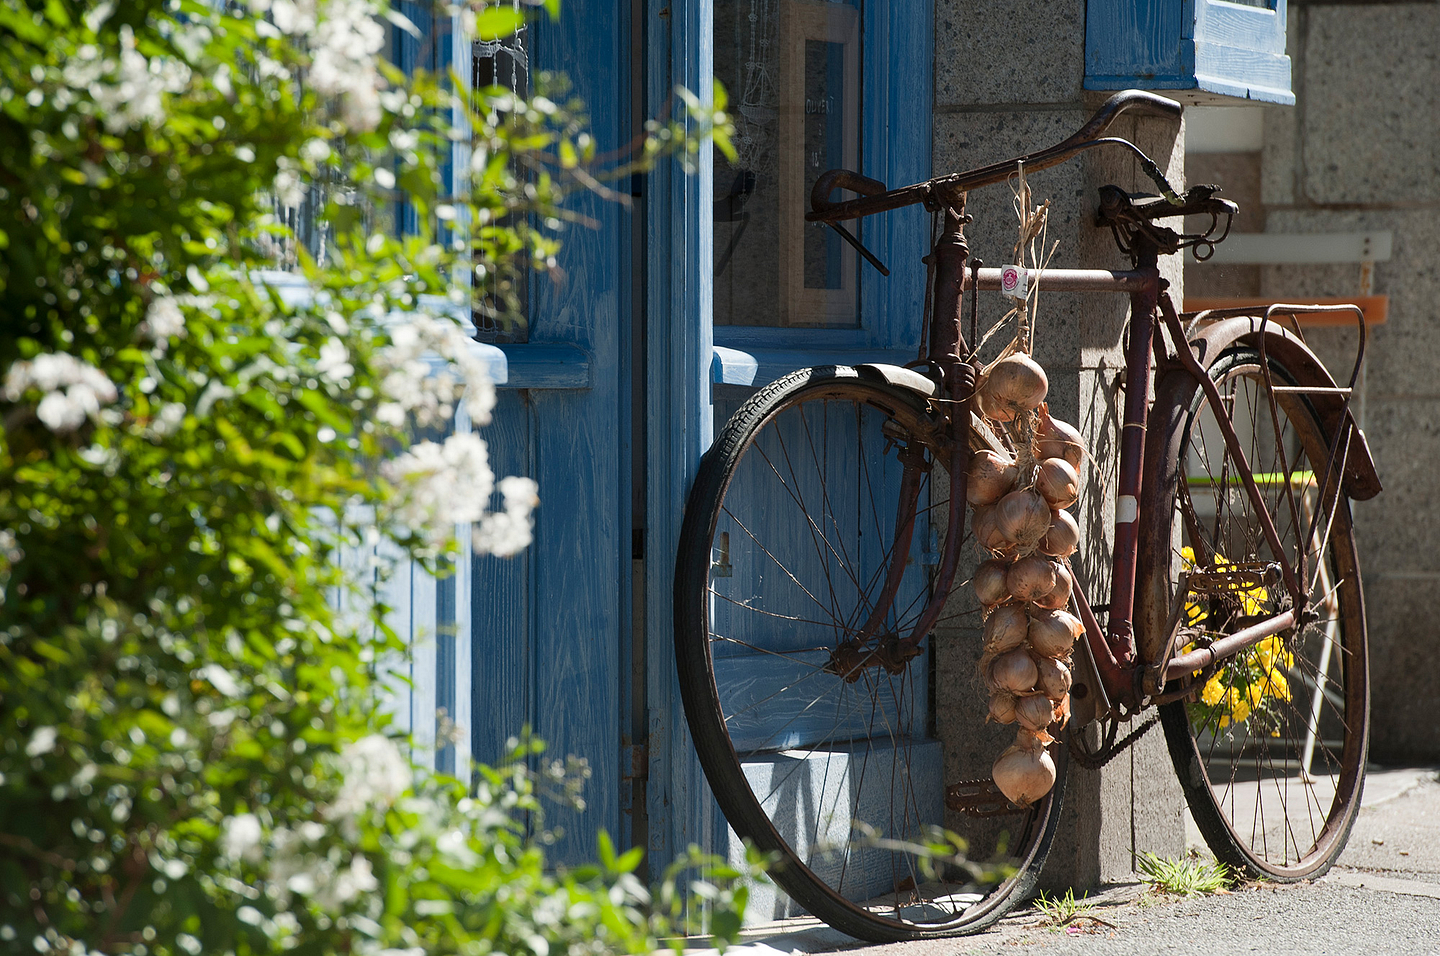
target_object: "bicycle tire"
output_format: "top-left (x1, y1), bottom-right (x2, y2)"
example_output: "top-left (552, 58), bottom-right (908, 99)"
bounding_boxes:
top-left (674, 366), bottom-right (1063, 941)
top-left (1146, 346), bottom-right (1368, 880)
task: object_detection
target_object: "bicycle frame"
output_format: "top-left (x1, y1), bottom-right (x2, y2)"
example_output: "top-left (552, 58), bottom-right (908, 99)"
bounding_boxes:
top-left (806, 91), bottom-right (1376, 718)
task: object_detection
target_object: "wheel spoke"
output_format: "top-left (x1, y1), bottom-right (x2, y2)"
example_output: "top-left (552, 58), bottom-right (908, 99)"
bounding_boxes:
top-left (1162, 352), bottom-right (1366, 881)
top-left (677, 373), bottom-right (1059, 938)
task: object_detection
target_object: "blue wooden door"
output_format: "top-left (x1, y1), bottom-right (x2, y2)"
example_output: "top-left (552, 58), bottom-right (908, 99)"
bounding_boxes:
top-left (643, 0), bottom-right (936, 893)
top-left (376, 2), bottom-right (634, 865)
top-left (467, 3), bottom-right (636, 864)
top-left (388, 0), bottom-right (934, 880)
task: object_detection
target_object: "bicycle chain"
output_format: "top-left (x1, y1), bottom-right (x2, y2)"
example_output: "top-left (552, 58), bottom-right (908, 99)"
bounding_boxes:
top-left (1066, 716), bottom-right (1160, 771)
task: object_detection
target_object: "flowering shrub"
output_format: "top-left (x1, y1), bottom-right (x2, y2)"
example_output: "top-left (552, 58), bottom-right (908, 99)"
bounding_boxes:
top-left (0, 1), bottom-right (740, 954)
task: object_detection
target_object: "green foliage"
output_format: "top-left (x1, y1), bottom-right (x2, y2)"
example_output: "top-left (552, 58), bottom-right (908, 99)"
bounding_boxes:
top-left (1135, 851), bottom-right (1233, 897)
top-left (1031, 888), bottom-right (1097, 928)
top-left (0, 0), bottom-right (736, 953)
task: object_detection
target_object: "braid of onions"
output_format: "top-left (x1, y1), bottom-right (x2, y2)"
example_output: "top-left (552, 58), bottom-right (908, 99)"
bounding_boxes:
top-left (970, 351), bottom-right (1089, 807)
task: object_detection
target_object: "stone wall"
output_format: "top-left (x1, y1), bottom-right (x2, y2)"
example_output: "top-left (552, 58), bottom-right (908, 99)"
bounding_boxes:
top-left (1185, 2), bottom-right (1440, 762)
top-left (931, 0), bottom-right (1185, 890)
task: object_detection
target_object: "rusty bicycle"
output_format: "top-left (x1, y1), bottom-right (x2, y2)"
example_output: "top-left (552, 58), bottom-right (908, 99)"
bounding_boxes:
top-left (674, 90), bottom-right (1380, 941)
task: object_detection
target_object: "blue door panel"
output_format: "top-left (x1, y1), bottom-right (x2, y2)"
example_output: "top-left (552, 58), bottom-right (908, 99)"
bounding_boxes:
top-left (467, 0), bottom-right (630, 864)
top-left (706, 391), bottom-right (929, 755)
top-left (471, 390), bottom-right (533, 766)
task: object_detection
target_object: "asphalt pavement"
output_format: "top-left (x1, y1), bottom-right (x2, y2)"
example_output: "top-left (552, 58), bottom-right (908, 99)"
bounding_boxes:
top-left (703, 766), bottom-right (1440, 956)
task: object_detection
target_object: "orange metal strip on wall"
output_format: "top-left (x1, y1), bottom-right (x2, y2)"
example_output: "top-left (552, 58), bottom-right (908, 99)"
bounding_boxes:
top-left (1184, 296), bottom-right (1389, 327)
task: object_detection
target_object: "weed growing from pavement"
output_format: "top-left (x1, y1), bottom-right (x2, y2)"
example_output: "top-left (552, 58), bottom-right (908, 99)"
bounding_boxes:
top-left (1033, 888), bottom-right (1099, 927)
top-left (1136, 851), bottom-right (1234, 896)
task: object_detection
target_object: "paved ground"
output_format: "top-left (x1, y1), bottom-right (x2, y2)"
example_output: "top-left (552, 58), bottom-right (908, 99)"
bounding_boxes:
top-left (700, 766), bottom-right (1440, 956)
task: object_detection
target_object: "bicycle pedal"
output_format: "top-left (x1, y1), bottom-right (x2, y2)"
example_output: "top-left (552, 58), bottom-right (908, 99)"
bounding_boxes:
top-left (945, 778), bottom-right (1024, 817)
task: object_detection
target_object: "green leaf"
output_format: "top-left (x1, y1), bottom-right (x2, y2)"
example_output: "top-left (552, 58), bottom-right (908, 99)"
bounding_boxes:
top-left (473, 7), bottom-right (526, 40)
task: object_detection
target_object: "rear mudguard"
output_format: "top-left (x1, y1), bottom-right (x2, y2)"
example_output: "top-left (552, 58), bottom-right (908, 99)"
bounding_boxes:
top-left (1179, 316), bottom-right (1379, 499)
top-left (1136, 317), bottom-right (1380, 659)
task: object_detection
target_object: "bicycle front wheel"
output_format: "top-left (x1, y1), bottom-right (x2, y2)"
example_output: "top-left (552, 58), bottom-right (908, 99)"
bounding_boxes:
top-left (1147, 346), bottom-right (1368, 880)
top-left (675, 366), bottom-right (1061, 942)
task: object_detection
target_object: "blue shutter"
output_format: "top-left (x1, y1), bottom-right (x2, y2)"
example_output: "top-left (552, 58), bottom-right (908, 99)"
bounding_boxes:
top-left (1085, 0), bottom-right (1294, 105)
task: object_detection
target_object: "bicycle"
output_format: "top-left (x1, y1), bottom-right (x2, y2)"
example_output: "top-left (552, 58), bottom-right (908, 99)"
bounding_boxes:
top-left (673, 89), bottom-right (1382, 942)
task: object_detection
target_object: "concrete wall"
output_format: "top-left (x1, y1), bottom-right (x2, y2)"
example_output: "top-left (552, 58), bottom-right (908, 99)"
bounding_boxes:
top-left (1185, 2), bottom-right (1440, 763)
top-left (931, 0), bottom-right (1186, 890)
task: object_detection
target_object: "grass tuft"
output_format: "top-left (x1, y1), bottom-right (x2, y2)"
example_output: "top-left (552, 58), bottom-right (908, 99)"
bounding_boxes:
top-left (1032, 888), bottom-right (1098, 927)
top-left (1135, 851), bottom-right (1232, 896)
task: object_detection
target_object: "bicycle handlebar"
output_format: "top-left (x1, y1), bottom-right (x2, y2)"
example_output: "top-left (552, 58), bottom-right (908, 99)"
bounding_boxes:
top-left (808, 89), bottom-right (1183, 223)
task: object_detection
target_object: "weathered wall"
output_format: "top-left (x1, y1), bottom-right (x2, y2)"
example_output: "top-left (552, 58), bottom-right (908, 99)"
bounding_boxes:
top-left (1186, 2), bottom-right (1440, 763)
top-left (931, 0), bottom-right (1186, 890)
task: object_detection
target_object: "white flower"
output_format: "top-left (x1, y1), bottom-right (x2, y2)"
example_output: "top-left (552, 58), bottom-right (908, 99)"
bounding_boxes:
top-left (375, 313), bottom-right (496, 428)
top-left (273, 156), bottom-right (306, 208)
top-left (330, 735), bottom-right (411, 820)
top-left (271, 0), bottom-right (318, 34)
top-left (381, 433), bottom-right (494, 546)
top-left (472, 476), bottom-right (539, 557)
top-left (436, 828), bottom-right (478, 868)
top-left (3, 353), bottom-right (118, 433)
top-left (312, 855), bottom-right (378, 910)
top-left (308, 0), bottom-right (387, 132)
top-left (316, 338), bottom-right (354, 382)
top-left (150, 402), bottom-right (186, 437)
top-left (71, 26), bottom-right (191, 133)
top-left (25, 726), bottom-right (58, 758)
top-left (139, 295), bottom-right (187, 344)
top-left (221, 813), bottom-right (264, 862)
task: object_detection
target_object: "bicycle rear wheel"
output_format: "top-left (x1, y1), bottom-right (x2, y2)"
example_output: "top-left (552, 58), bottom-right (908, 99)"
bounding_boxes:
top-left (1147, 346), bottom-right (1368, 880)
top-left (675, 366), bottom-right (1062, 941)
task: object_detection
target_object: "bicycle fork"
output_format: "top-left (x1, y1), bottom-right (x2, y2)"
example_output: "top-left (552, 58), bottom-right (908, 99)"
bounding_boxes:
top-left (827, 205), bottom-right (977, 680)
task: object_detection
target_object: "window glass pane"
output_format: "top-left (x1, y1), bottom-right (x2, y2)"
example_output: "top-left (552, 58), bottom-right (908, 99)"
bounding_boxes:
top-left (714, 0), bottom-right (862, 328)
top-left (472, 22), bottom-right (531, 343)
top-left (803, 38), bottom-right (849, 293)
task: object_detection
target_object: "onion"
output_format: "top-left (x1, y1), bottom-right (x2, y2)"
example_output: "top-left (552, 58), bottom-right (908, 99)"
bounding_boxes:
top-left (1028, 609), bottom-right (1083, 659)
top-left (967, 450), bottom-right (1018, 506)
top-left (993, 489), bottom-right (1051, 550)
top-left (992, 730), bottom-right (1057, 806)
top-left (983, 604), bottom-right (1030, 654)
top-left (982, 354), bottom-right (1049, 417)
top-left (1039, 509), bottom-right (1080, 558)
top-left (1005, 555), bottom-right (1057, 603)
top-left (973, 558), bottom-right (1013, 606)
top-left (970, 504), bottom-right (1012, 555)
top-left (990, 647), bottom-right (1038, 694)
top-left (1015, 692), bottom-right (1056, 733)
top-left (1035, 458), bottom-right (1080, 510)
top-left (1036, 657), bottom-right (1072, 700)
top-left (988, 690), bottom-right (1018, 724)
top-left (976, 387), bottom-right (1015, 423)
top-left (1033, 563), bottom-right (1073, 611)
top-left (1036, 403), bottom-right (1084, 469)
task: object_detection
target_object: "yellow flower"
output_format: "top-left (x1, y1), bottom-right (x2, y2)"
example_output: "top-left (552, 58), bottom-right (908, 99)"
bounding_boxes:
top-left (1221, 688), bottom-right (1252, 726)
top-left (1201, 675), bottom-right (1226, 706)
top-left (1256, 637), bottom-right (1278, 671)
top-left (1259, 668), bottom-right (1291, 703)
top-left (1247, 681), bottom-right (1266, 708)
